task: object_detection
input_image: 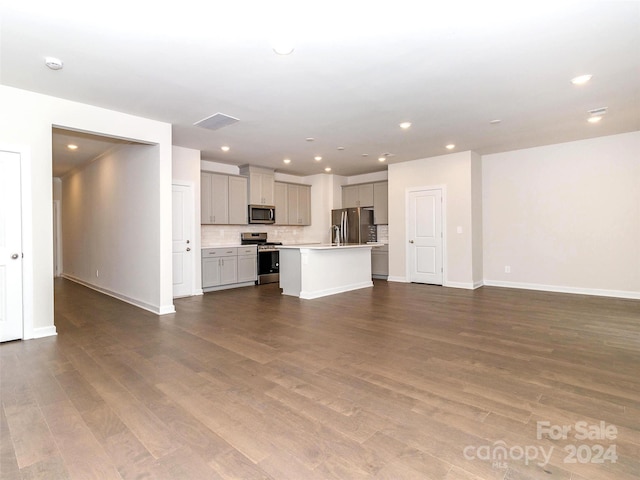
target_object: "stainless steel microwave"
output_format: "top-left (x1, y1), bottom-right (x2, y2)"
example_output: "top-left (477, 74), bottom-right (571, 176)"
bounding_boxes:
top-left (248, 205), bottom-right (275, 224)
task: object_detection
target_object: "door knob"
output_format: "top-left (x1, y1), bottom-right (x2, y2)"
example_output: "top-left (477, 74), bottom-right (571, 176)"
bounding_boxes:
top-left (409, 240), bottom-right (414, 243)
top-left (186, 247), bottom-right (191, 252)
top-left (11, 253), bottom-right (19, 259)
top-left (186, 240), bottom-right (190, 244)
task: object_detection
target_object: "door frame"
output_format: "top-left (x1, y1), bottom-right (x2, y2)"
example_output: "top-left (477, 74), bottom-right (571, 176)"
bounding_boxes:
top-left (172, 180), bottom-right (198, 297)
top-left (1, 144), bottom-right (34, 340)
top-left (405, 185), bottom-right (447, 285)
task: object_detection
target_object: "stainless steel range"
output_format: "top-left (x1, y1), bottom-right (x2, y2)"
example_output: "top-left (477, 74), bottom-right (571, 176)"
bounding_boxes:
top-left (240, 232), bottom-right (282, 284)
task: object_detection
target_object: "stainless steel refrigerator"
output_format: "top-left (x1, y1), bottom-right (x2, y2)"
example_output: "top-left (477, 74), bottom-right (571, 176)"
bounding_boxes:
top-left (331, 208), bottom-right (377, 244)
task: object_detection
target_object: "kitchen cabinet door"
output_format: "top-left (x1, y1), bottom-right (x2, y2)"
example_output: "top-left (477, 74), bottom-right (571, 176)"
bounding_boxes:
top-left (274, 182), bottom-right (288, 225)
top-left (210, 174), bottom-right (229, 224)
top-left (237, 254), bottom-right (257, 282)
top-left (343, 185), bottom-right (359, 208)
top-left (371, 245), bottom-right (389, 277)
top-left (343, 183), bottom-right (374, 207)
top-left (202, 257), bottom-right (221, 287)
top-left (287, 184), bottom-right (311, 225)
top-left (373, 181), bottom-right (388, 224)
top-left (244, 169), bottom-right (275, 205)
top-left (297, 184), bottom-right (311, 225)
top-left (201, 172), bottom-right (213, 224)
top-left (358, 184), bottom-right (374, 207)
top-left (219, 256), bottom-right (237, 285)
top-left (228, 175), bottom-right (248, 224)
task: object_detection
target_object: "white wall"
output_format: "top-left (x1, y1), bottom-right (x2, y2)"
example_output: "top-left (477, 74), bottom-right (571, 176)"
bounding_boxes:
top-left (0, 85), bottom-right (174, 336)
top-left (173, 146), bottom-right (202, 294)
top-left (62, 144), bottom-right (170, 312)
top-left (388, 151), bottom-right (479, 287)
top-left (482, 131), bottom-right (640, 298)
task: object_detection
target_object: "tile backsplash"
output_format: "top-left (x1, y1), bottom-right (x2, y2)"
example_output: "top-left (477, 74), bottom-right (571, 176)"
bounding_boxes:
top-left (201, 225), bottom-right (309, 247)
top-left (377, 225), bottom-right (389, 243)
top-left (202, 223), bottom-right (389, 246)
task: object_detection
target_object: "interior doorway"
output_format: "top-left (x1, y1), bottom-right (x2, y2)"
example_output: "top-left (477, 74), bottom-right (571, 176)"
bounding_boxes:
top-left (0, 150), bottom-right (24, 342)
top-left (407, 187), bottom-right (444, 285)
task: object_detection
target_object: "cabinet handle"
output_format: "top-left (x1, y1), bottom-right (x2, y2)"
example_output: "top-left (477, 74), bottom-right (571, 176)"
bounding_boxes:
top-left (186, 247), bottom-right (191, 252)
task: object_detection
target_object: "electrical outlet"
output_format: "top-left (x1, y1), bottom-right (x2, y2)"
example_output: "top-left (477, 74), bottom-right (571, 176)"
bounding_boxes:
top-left (504, 266), bottom-right (511, 274)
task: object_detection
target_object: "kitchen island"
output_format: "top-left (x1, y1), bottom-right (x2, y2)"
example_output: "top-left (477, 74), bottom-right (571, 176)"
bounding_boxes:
top-left (278, 244), bottom-right (376, 299)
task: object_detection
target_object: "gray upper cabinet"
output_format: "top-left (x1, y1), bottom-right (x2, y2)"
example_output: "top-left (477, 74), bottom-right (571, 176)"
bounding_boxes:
top-left (228, 175), bottom-right (248, 224)
top-left (275, 181), bottom-right (311, 226)
top-left (240, 165), bottom-right (275, 205)
top-left (274, 181), bottom-right (288, 225)
top-left (342, 183), bottom-right (374, 207)
top-left (201, 172), bottom-right (247, 225)
top-left (373, 181), bottom-right (388, 225)
top-left (342, 181), bottom-right (388, 224)
top-left (287, 184), bottom-right (311, 225)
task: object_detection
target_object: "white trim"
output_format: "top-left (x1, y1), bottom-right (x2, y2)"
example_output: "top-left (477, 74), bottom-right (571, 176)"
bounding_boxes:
top-left (444, 281), bottom-right (477, 290)
top-left (63, 274), bottom-right (176, 315)
top-left (387, 276), bottom-right (409, 283)
top-left (404, 185), bottom-right (446, 286)
top-left (172, 180), bottom-right (199, 297)
top-left (0, 144), bottom-right (45, 340)
top-left (31, 326), bottom-right (58, 339)
top-left (53, 199), bottom-right (62, 277)
top-left (300, 281), bottom-right (373, 299)
top-left (483, 280), bottom-right (640, 300)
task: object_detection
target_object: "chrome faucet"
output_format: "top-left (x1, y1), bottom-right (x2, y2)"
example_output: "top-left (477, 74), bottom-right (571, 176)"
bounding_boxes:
top-left (331, 225), bottom-right (341, 245)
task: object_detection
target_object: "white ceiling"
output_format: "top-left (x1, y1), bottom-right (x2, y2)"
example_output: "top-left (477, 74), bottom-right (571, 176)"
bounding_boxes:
top-left (2, 1), bottom-right (639, 177)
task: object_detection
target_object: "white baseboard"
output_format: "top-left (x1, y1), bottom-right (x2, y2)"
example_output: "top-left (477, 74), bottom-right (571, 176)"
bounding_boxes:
top-left (387, 276), bottom-right (409, 283)
top-left (63, 274), bottom-right (175, 315)
top-left (29, 326), bottom-right (57, 339)
top-left (483, 279), bottom-right (640, 300)
top-left (300, 281), bottom-right (373, 299)
top-left (444, 281), bottom-right (476, 290)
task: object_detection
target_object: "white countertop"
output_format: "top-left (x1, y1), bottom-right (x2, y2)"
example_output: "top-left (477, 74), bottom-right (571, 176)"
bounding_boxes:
top-left (279, 243), bottom-right (382, 250)
top-left (201, 244), bottom-right (251, 249)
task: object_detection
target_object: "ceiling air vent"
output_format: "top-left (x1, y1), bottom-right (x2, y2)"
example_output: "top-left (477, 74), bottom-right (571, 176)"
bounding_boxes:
top-left (194, 112), bottom-right (239, 131)
top-left (588, 107), bottom-right (608, 116)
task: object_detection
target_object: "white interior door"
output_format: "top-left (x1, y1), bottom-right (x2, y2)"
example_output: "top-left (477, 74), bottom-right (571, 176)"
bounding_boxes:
top-left (408, 188), bottom-right (443, 285)
top-left (172, 184), bottom-right (194, 298)
top-left (0, 151), bottom-right (24, 342)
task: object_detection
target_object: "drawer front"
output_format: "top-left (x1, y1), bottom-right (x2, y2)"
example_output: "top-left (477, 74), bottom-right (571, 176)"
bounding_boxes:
top-left (238, 246), bottom-right (257, 256)
top-left (202, 247), bottom-right (237, 257)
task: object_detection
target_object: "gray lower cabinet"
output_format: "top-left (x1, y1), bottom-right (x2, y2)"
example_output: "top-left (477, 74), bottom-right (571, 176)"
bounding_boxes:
top-left (371, 244), bottom-right (389, 279)
top-left (237, 246), bottom-right (258, 283)
top-left (202, 246), bottom-right (256, 291)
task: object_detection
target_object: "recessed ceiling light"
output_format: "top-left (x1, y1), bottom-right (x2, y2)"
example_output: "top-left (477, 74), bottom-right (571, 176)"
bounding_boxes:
top-left (399, 122), bottom-right (412, 129)
top-left (67, 144), bottom-right (78, 150)
top-left (221, 145), bottom-right (230, 152)
top-left (271, 40), bottom-right (295, 56)
top-left (283, 158), bottom-right (291, 164)
top-left (489, 119), bottom-right (502, 125)
top-left (337, 146), bottom-right (345, 151)
top-left (324, 167), bottom-right (332, 172)
top-left (314, 156), bottom-right (322, 161)
top-left (378, 157), bottom-right (386, 162)
top-left (45, 56), bottom-right (63, 70)
top-left (587, 116), bottom-right (602, 123)
top-left (306, 137), bottom-right (315, 142)
top-left (361, 154), bottom-right (368, 157)
top-left (446, 144), bottom-right (456, 150)
top-left (571, 74), bottom-right (592, 85)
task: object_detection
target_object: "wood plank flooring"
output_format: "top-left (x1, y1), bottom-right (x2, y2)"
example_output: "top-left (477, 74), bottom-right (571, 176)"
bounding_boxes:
top-left (1, 278), bottom-right (640, 479)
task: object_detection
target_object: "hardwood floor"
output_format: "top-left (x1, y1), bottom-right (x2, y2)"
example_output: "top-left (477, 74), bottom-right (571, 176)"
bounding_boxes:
top-left (1, 279), bottom-right (639, 479)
